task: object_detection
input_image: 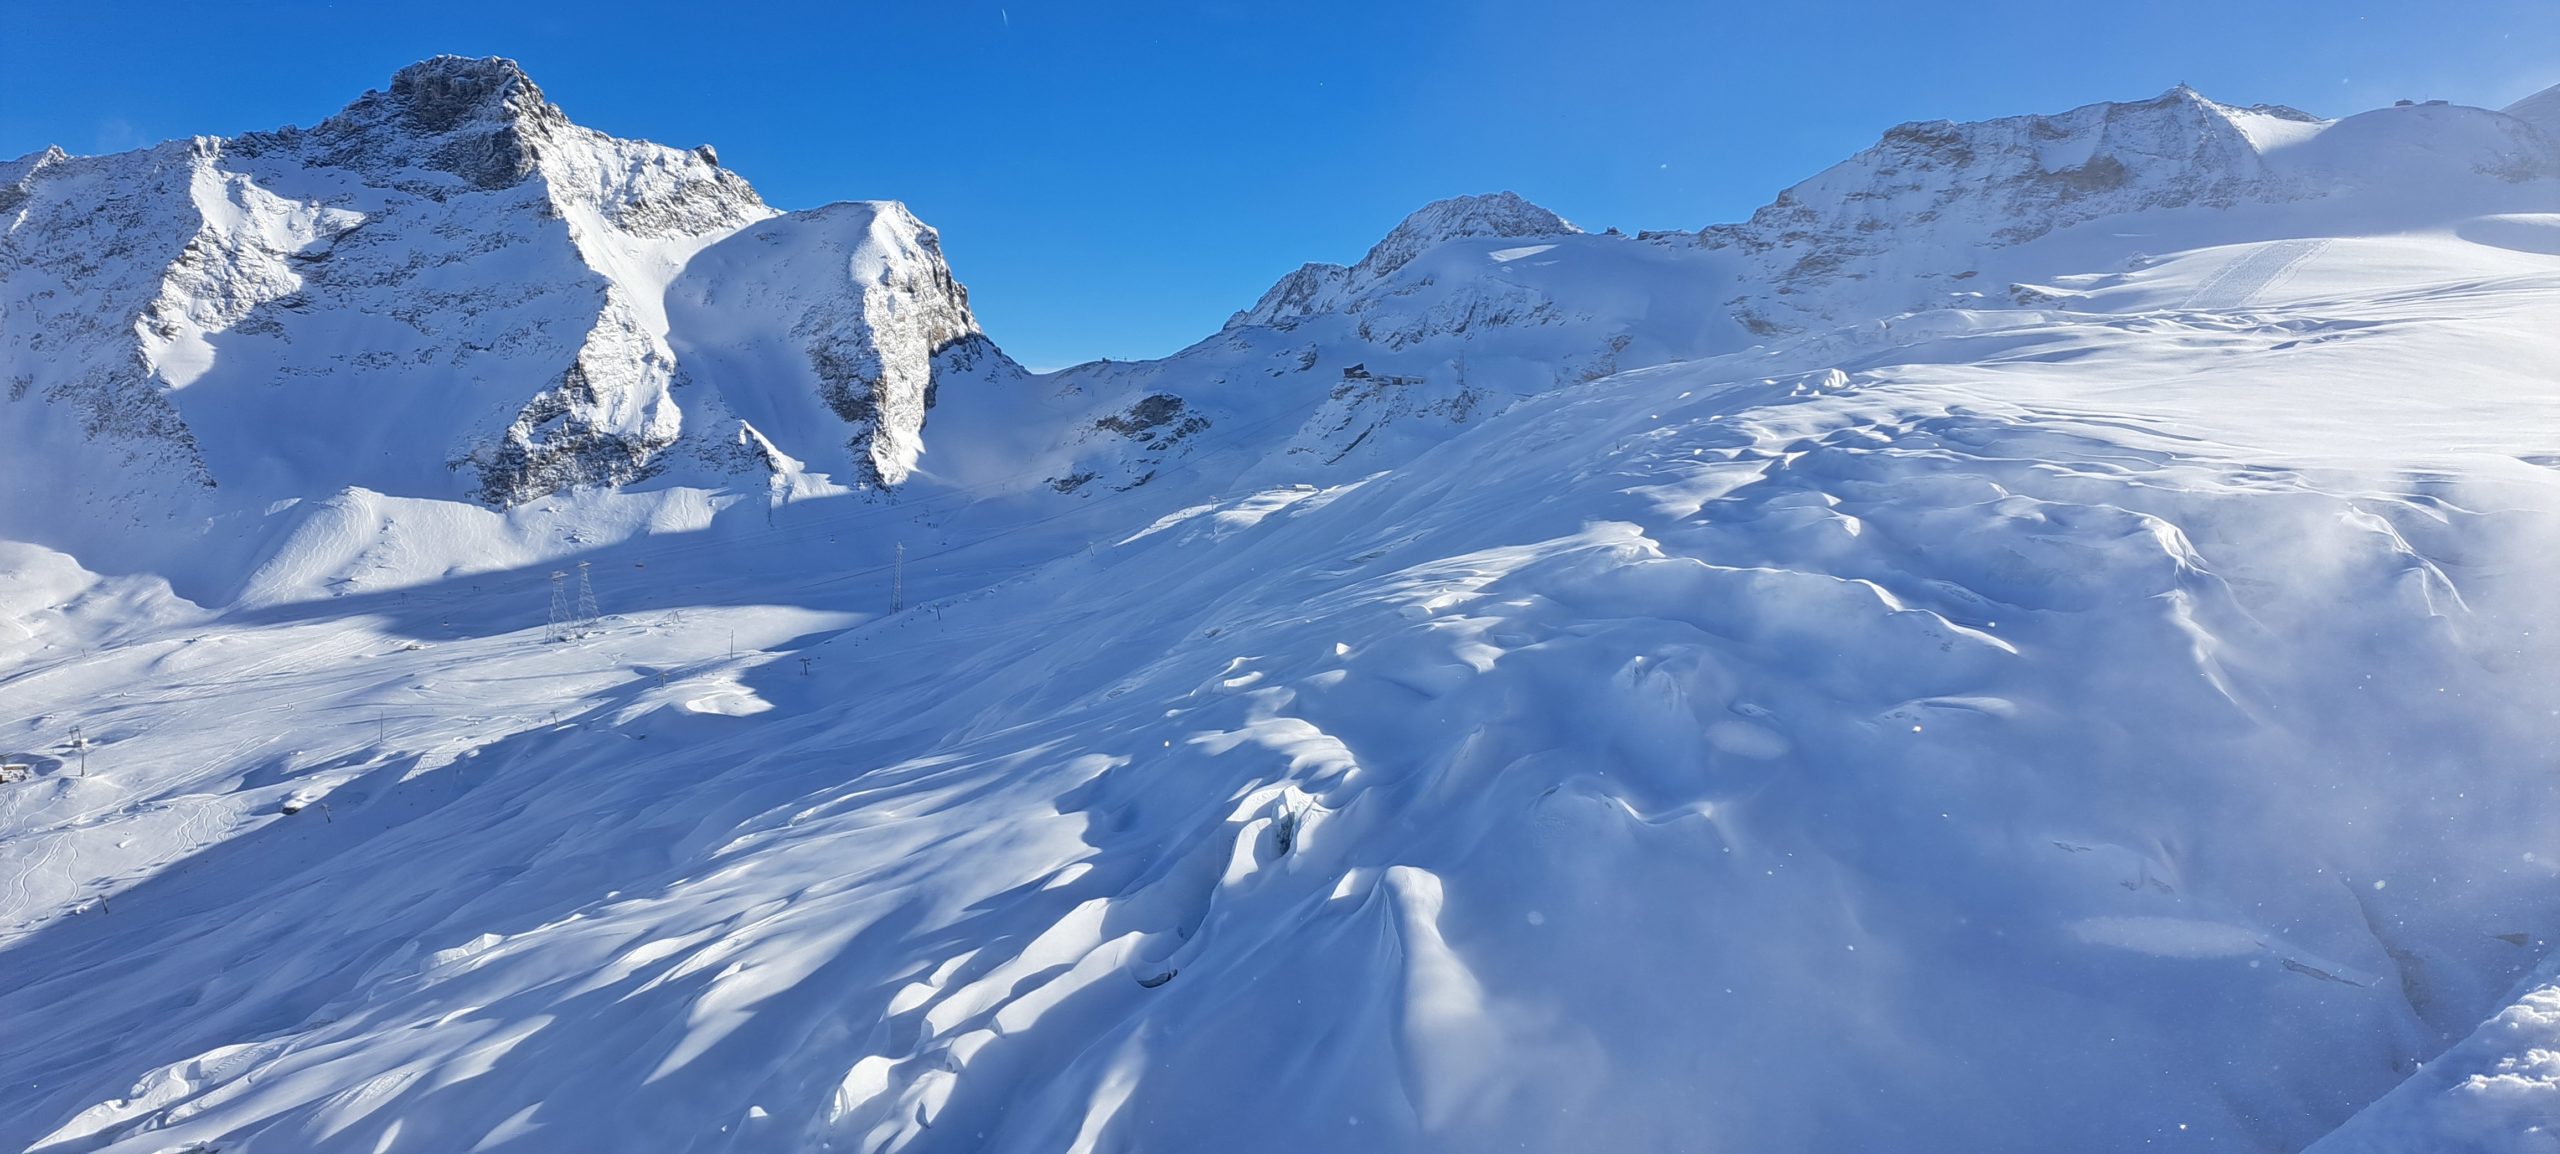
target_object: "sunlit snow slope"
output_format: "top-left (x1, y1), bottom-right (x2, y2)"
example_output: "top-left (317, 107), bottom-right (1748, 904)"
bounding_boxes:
top-left (6, 67), bottom-right (2560, 1154)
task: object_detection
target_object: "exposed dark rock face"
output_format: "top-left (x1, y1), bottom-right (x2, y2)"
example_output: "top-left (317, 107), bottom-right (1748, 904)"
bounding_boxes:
top-left (468, 340), bottom-right (679, 507)
top-left (788, 207), bottom-right (987, 490)
top-left (1093, 393), bottom-right (1191, 437)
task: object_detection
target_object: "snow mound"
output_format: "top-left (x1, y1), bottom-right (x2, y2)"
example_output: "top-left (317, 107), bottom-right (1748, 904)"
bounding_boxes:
top-left (2309, 970), bottom-right (2560, 1154)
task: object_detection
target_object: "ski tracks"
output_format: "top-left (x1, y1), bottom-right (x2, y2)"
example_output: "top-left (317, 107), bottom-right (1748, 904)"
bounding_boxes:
top-left (2183, 239), bottom-right (2331, 310)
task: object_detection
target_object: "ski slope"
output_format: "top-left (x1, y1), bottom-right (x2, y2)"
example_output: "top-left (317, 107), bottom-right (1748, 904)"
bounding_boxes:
top-left (6, 66), bottom-right (2560, 1154)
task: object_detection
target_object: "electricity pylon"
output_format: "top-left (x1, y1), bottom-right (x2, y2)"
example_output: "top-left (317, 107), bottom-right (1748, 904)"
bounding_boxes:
top-left (547, 571), bottom-right (571, 642)
top-left (575, 561), bottom-right (600, 634)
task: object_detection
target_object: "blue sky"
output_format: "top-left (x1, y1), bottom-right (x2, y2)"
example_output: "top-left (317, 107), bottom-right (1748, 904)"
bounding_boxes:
top-left (6, 1), bottom-right (2557, 369)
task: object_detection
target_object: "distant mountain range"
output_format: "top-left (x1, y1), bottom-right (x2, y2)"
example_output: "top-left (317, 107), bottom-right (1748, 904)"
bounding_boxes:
top-left (7, 56), bottom-right (2553, 597)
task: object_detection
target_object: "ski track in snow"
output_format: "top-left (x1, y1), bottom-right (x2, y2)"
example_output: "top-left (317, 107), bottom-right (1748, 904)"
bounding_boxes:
top-left (2183, 239), bottom-right (2334, 310)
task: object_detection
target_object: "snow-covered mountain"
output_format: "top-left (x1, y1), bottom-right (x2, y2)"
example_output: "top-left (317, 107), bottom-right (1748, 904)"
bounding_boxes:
top-left (1013, 85), bottom-right (2560, 498)
top-left (7, 60), bottom-right (2560, 1154)
top-left (1694, 85), bottom-right (2560, 330)
top-left (10, 69), bottom-right (2557, 601)
top-left (0, 57), bottom-right (1004, 588)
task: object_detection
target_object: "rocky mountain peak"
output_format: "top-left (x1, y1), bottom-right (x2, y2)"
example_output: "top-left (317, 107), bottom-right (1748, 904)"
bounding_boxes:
top-left (1698, 85), bottom-right (2327, 332)
top-left (0, 54), bottom-right (1008, 526)
top-left (1840, 85), bottom-right (2288, 197)
top-left (383, 56), bottom-right (556, 136)
top-left (1353, 191), bottom-right (1577, 279)
top-left (0, 146), bottom-right (69, 216)
top-left (238, 54), bottom-right (573, 190)
top-left (1226, 191), bottom-right (1578, 331)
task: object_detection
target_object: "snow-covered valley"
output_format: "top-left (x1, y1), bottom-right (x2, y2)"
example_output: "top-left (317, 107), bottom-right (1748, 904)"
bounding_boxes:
top-left (6, 57), bottom-right (2560, 1153)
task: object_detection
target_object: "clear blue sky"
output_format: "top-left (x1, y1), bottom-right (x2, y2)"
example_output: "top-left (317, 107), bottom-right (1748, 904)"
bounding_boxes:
top-left (6, 1), bottom-right (2556, 369)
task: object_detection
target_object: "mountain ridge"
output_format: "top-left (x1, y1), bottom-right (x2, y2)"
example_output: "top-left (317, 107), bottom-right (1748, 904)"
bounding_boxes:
top-left (6, 59), bottom-right (2559, 598)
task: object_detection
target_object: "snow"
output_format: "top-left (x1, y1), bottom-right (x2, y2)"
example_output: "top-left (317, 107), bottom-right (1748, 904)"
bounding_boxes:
top-left (0, 55), bottom-right (986, 565)
top-left (6, 58), bottom-right (2560, 1154)
top-left (1226, 191), bottom-right (1580, 328)
top-left (2505, 82), bottom-right (2560, 138)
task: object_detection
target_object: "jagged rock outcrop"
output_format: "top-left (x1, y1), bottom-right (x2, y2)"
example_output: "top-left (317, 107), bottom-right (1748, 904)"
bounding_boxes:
top-left (663, 200), bottom-right (1006, 491)
top-left (234, 57), bottom-right (769, 237)
top-left (798, 206), bottom-right (987, 487)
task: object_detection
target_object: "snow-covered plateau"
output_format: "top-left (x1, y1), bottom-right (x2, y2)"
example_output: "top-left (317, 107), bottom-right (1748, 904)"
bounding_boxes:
top-left (5, 55), bottom-right (2560, 1153)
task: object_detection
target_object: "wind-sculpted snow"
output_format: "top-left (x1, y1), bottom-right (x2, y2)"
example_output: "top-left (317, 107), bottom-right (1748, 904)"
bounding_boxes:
top-left (2310, 970), bottom-right (2560, 1154)
top-left (8, 230), bottom-right (2560, 1152)
top-left (6, 70), bottom-right (2560, 1154)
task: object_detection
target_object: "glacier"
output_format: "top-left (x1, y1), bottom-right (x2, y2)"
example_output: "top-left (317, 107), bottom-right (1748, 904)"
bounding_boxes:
top-left (5, 56), bottom-right (2560, 1154)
